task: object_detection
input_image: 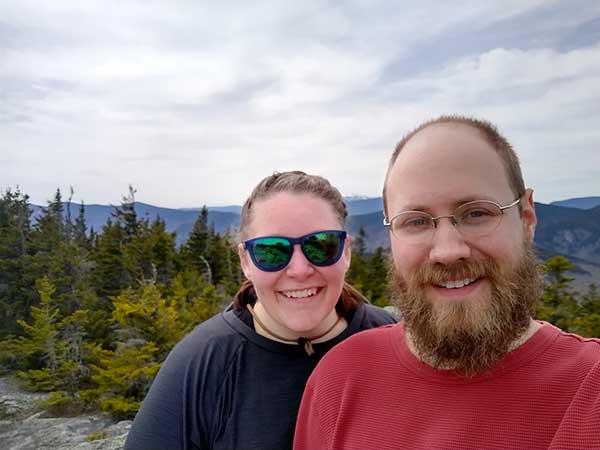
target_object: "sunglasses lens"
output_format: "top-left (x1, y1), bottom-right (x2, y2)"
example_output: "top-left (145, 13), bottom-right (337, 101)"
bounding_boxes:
top-left (302, 231), bottom-right (343, 266)
top-left (250, 237), bottom-right (292, 271)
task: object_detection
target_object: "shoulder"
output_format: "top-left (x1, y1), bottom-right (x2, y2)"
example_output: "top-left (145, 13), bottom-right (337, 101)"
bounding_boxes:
top-left (304, 324), bottom-right (398, 412)
top-left (164, 310), bottom-right (246, 372)
top-left (356, 303), bottom-right (397, 329)
top-left (544, 322), bottom-right (600, 364)
top-left (334, 322), bottom-right (394, 355)
top-left (312, 324), bottom-right (396, 379)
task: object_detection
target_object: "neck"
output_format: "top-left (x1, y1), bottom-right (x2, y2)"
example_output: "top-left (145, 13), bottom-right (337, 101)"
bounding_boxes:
top-left (248, 302), bottom-right (347, 345)
top-left (405, 318), bottom-right (541, 370)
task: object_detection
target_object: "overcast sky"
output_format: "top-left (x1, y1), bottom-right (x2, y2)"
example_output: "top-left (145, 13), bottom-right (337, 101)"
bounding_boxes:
top-left (2, 0), bottom-right (600, 208)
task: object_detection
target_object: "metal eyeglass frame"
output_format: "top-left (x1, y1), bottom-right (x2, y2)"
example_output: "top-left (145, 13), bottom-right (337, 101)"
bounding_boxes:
top-left (382, 197), bottom-right (521, 237)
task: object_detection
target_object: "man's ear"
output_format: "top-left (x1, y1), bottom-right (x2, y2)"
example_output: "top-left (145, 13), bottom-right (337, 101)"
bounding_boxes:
top-left (521, 188), bottom-right (537, 243)
top-left (238, 243), bottom-right (253, 280)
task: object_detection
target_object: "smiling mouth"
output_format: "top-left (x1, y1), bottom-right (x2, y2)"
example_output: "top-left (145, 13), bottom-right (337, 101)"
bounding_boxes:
top-left (435, 277), bottom-right (481, 289)
top-left (280, 287), bottom-right (319, 299)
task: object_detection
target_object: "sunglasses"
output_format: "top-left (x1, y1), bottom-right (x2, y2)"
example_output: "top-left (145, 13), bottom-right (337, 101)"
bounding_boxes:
top-left (243, 230), bottom-right (347, 272)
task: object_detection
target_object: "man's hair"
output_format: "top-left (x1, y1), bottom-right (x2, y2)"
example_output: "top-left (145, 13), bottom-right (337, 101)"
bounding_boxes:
top-left (233, 170), bottom-right (364, 316)
top-left (382, 116), bottom-right (526, 216)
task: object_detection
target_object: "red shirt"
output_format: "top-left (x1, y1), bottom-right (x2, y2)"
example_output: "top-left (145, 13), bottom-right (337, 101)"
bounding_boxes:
top-left (294, 322), bottom-right (600, 450)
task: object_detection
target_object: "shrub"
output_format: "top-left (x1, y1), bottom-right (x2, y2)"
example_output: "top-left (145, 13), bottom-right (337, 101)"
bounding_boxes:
top-left (38, 391), bottom-right (86, 417)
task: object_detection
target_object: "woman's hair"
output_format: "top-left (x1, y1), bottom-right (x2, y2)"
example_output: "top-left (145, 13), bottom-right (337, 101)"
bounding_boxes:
top-left (233, 170), bottom-right (364, 317)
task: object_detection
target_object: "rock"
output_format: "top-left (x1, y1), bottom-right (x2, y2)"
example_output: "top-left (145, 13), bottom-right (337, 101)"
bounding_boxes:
top-left (0, 377), bottom-right (131, 450)
top-left (0, 377), bottom-right (47, 420)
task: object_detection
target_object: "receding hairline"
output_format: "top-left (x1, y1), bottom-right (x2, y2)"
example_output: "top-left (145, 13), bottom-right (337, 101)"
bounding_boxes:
top-left (383, 116), bottom-right (525, 216)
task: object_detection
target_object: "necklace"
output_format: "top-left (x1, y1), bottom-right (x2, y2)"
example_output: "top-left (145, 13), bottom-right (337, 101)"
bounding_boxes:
top-left (246, 303), bottom-right (342, 356)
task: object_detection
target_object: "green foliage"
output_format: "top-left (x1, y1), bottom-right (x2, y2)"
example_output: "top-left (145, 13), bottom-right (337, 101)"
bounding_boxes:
top-left (13, 278), bottom-right (92, 391)
top-left (536, 256), bottom-right (600, 337)
top-left (100, 395), bottom-right (141, 421)
top-left (38, 390), bottom-right (87, 417)
top-left (16, 278), bottom-right (61, 374)
top-left (0, 188), bottom-right (35, 338)
top-left (178, 210), bottom-right (242, 290)
top-left (168, 270), bottom-right (225, 335)
top-left (111, 284), bottom-right (183, 355)
top-left (88, 342), bottom-right (160, 420)
top-left (347, 227), bottom-right (391, 306)
top-left (86, 431), bottom-right (108, 442)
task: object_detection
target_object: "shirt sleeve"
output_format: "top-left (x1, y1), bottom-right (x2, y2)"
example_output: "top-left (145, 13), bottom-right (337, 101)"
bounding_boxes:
top-left (124, 347), bottom-right (196, 450)
top-left (294, 382), bottom-right (330, 450)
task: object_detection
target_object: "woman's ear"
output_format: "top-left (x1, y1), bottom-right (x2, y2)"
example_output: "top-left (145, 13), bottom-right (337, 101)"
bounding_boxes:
top-left (238, 243), bottom-right (253, 280)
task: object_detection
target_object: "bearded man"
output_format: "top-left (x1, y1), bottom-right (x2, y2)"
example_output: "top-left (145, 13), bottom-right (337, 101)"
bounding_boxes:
top-left (293, 116), bottom-right (600, 450)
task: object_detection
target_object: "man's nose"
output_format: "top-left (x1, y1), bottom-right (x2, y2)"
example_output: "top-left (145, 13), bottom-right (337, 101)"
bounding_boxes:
top-left (428, 218), bottom-right (471, 265)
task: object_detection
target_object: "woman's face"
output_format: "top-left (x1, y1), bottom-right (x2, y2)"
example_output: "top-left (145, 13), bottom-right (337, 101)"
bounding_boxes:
top-left (238, 192), bottom-right (351, 339)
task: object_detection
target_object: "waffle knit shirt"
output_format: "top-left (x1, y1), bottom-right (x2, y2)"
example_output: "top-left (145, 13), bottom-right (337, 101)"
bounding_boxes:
top-left (294, 321), bottom-right (600, 450)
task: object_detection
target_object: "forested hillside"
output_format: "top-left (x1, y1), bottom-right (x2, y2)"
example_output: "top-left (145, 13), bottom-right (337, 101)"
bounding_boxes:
top-left (1, 187), bottom-right (598, 421)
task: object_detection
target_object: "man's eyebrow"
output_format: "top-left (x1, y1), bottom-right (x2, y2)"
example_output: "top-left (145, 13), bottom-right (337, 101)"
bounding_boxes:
top-left (395, 196), bottom-right (498, 213)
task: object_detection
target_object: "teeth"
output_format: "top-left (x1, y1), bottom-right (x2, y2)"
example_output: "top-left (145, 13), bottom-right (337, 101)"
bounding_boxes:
top-left (438, 278), bottom-right (477, 289)
top-left (282, 288), bottom-right (318, 298)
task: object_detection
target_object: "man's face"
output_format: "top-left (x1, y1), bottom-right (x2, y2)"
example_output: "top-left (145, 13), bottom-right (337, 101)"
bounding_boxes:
top-left (386, 123), bottom-right (540, 374)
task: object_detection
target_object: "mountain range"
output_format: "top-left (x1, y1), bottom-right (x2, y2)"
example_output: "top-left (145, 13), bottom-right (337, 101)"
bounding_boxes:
top-left (31, 196), bottom-right (600, 289)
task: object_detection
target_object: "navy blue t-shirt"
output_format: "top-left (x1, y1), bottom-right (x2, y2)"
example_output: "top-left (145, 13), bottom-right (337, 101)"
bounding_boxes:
top-left (125, 303), bottom-right (395, 450)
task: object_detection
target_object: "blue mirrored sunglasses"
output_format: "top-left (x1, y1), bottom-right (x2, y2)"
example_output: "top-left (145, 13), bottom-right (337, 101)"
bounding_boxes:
top-left (243, 230), bottom-right (347, 272)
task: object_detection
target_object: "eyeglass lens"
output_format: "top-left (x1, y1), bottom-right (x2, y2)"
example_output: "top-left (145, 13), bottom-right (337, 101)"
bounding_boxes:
top-left (389, 201), bottom-right (504, 242)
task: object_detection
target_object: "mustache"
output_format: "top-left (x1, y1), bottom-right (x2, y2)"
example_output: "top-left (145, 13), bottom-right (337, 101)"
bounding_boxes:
top-left (399, 258), bottom-right (499, 288)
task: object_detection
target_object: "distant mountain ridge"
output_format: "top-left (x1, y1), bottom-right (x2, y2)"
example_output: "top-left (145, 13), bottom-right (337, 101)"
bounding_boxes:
top-left (551, 196), bottom-right (600, 210)
top-left (30, 196), bottom-right (600, 286)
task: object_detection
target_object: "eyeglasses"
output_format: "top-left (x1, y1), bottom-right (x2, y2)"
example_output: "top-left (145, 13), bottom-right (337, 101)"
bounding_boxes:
top-left (383, 198), bottom-right (521, 244)
top-left (243, 230), bottom-right (347, 272)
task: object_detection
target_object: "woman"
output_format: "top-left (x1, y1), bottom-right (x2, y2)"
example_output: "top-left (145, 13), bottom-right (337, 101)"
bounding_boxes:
top-left (125, 171), bottom-right (395, 450)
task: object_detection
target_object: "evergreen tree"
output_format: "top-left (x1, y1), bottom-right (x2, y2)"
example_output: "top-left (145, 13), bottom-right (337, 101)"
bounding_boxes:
top-left (572, 283), bottom-right (600, 337)
top-left (113, 185), bottom-right (138, 241)
top-left (347, 226), bottom-right (370, 295)
top-left (73, 201), bottom-right (90, 250)
top-left (14, 278), bottom-right (61, 390)
top-left (0, 188), bottom-right (34, 337)
top-left (363, 247), bottom-right (390, 306)
top-left (92, 218), bottom-right (128, 298)
top-left (179, 206), bottom-right (212, 282)
top-left (536, 256), bottom-right (579, 331)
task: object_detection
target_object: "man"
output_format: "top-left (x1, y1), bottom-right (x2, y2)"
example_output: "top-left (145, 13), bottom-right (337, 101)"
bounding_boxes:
top-left (293, 116), bottom-right (600, 450)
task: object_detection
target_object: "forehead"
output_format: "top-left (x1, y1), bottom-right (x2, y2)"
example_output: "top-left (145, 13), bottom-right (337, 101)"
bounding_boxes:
top-left (387, 123), bottom-right (513, 211)
top-left (247, 192), bottom-right (342, 238)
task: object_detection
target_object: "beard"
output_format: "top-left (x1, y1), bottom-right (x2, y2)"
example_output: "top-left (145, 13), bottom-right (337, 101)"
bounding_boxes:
top-left (391, 242), bottom-right (543, 376)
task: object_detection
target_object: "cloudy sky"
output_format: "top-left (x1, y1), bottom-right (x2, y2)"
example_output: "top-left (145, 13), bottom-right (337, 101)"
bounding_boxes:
top-left (2, 0), bottom-right (600, 208)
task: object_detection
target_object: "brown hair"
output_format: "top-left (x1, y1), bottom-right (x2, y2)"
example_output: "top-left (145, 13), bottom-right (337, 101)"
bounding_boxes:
top-left (233, 170), bottom-right (364, 317)
top-left (382, 115), bottom-right (526, 217)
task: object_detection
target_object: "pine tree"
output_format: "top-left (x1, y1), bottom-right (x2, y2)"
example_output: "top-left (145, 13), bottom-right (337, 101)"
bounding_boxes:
top-left (179, 206), bottom-right (212, 282)
top-left (363, 247), bottom-right (391, 306)
top-left (572, 284), bottom-right (600, 337)
top-left (0, 188), bottom-right (34, 337)
top-left (347, 226), bottom-right (369, 295)
top-left (73, 201), bottom-right (90, 250)
top-left (113, 185), bottom-right (138, 241)
top-left (15, 278), bottom-right (61, 390)
top-left (536, 256), bottom-right (579, 331)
